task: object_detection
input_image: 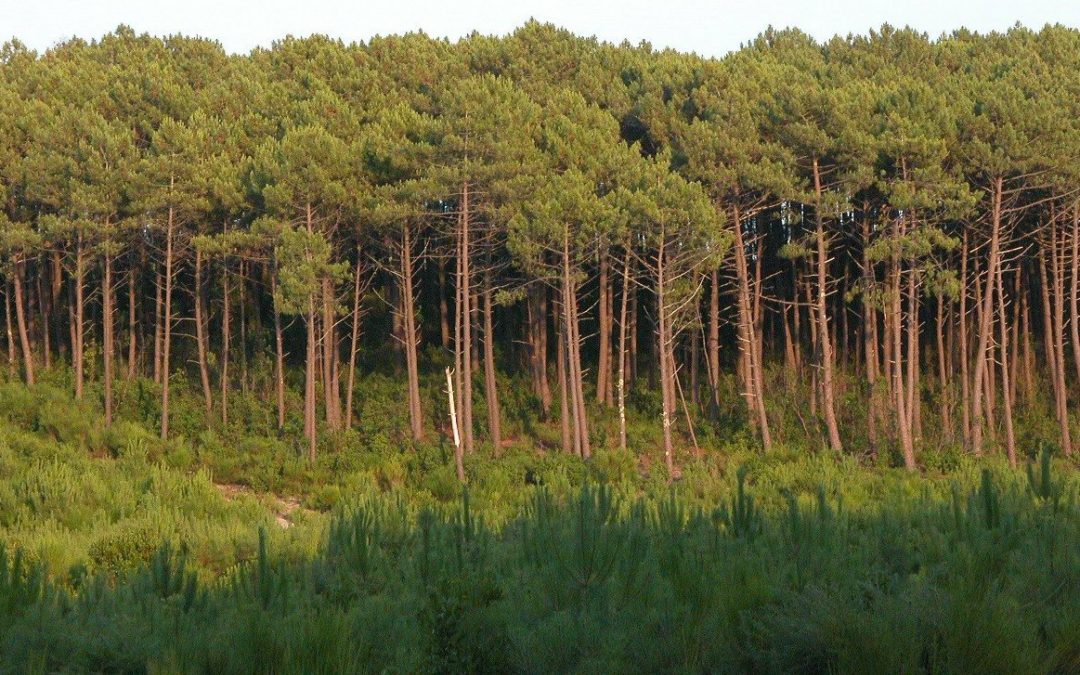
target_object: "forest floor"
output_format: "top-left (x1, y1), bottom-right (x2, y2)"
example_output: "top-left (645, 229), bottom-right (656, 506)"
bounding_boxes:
top-left (213, 482), bottom-right (306, 529)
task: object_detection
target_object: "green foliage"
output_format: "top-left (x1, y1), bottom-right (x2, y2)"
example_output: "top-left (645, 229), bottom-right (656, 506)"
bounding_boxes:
top-left (0, 437), bottom-right (1074, 672)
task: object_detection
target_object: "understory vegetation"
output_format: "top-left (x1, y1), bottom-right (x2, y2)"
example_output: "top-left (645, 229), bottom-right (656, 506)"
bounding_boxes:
top-left (0, 374), bottom-right (1077, 673)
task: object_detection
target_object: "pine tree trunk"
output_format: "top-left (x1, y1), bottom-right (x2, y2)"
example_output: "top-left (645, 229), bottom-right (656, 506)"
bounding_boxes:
top-left (936, 296), bottom-right (950, 436)
top-left (656, 235), bottom-right (675, 476)
top-left (862, 215), bottom-right (880, 452)
top-left (731, 204), bottom-right (771, 448)
top-left (995, 247), bottom-right (1017, 466)
top-left (239, 262), bottom-right (249, 394)
top-left (527, 284), bottom-right (552, 417)
top-left (74, 232), bottom-right (85, 399)
top-left (707, 268), bottom-right (721, 415)
top-left (4, 282), bottom-right (15, 379)
top-left (629, 280), bottom-right (638, 384)
top-left (1020, 269), bottom-right (1035, 399)
top-left (12, 260), bottom-right (32, 385)
top-left (556, 300), bottom-right (572, 454)
top-left (303, 203), bottom-right (318, 458)
top-left (194, 248), bottom-right (213, 420)
top-left (127, 264), bottom-right (138, 380)
top-left (970, 177), bottom-right (1003, 456)
top-left (538, 286), bottom-right (551, 412)
top-left (160, 200), bottom-right (175, 441)
top-left (562, 225), bottom-right (589, 457)
top-left (482, 268), bottom-right (501, 449)
top-left (906, 266), bottom-right (921, 443)
top-left (103, 250), bottom-right (115, 426)
top-left (959, 231), bottom-right (971, 444)
top-left (690, 308), bottom-right (700, 410)
top-left (1051, 217), bottom-right (1072, 456)
top-left (458, 183), bottom-right (474, 454)
top-left (618, 247), bottom-right (631, 451)
top-left (1008, 270), bottom-right (1020, 409)
top-left (812, 159), bottom-right (842, 452)
top-left (272, 270), bottom-right (286, 432)
top-left (153, 270), bottom-right (162, 385)
top-left (891, 250), bottom-right (915, 470)
top-left (402, 225), bottom-right (424, 441)
top-left (321, 275), bottom-right (340, 430)
top-left (596, 253), bottom-right (611, 405)
top-left (305, 292), bottom-right (317, 460)
top-left (345, 254), bottom-right (362, 430)
top-left (37, 266), bottom-right (50, 370)
top-left (438, 257), bottom-right (450, 349)
top-left (1070, 201), bottom-right (1080, 385)
top-left (220, 255), bottom-right (230, 426)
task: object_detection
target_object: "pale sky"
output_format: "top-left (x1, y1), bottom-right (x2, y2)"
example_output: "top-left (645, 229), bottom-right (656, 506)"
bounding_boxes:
top-left (1, 0), bottom-right (1077, 58)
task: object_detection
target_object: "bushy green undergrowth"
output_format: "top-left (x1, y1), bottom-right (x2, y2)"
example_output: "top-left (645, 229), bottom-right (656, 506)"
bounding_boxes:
top-left (0, 460), bottom-right (1077, 673)
top-left (0, 375), bottom-right (1078, 672)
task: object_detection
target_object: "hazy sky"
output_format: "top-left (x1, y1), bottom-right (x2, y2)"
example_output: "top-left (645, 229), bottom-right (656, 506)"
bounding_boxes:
top-left (2, 0), bottom-right (1078, 57)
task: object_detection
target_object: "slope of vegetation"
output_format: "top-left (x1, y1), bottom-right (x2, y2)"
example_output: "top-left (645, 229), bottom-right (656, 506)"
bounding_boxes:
top-left (0, 412), bottom-right (1078, 672)
top-left (0, 376), bottom-right (1076, 672)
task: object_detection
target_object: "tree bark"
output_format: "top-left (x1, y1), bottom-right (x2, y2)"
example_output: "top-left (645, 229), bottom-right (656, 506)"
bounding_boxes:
top-left (959, 231), bottom-right (971, 445)
top-left (1050, 216), bottom-right (1072, 456)
top-left (861, 214), bottom-right (880, 453)
top-left (103, 250), bottom-right (115, 426)
top-left (127, 263), bottom-right (138, 380)
top-left (970, 178), bottom-right (1004, 456)
top-left (402, 225), bottom-right (424, 441)
top-left (1070, 201), bottom-right (1080, 385)
top-left (4, 282), bottom-right (15, 379)
top-left (446, 367), bottom-right (465, 482)
top-left (345, 254), bottom-right (362, 430)
top-left (812, 158), bottom-right (842, 452)
top-left (74, 231), bottom-right (85, 399)
top-left (556, 299), bottom-right (572, 454)
top-left (456, 183), bottom-right (475, 455)
top-left (160, 198), bottom-right (175, 440)
top-left (482, 268), bottom-right (501, 448)
top-left (890, 213), bottom-right (916, 470)
top-left (321, 275), bottom-right (340, 431)
top-left (194, 248), bottom-right (213, 420)
top-left (731, 204), bottom-right (771, 448)
top-left (438, 257), bottom-right (450, 350)
top-left (596, 253), bottom-right (611, 405)
top-left (12, 260), bottom-right (33, 385)
top-left (153, 269), bottom-right (162, 385)
top-left (220, 240), bottom-right (231, 426)
top-left (707, 268), bottom-right (721, 416)
top-left (272, 270), bottom-right (286, 432)
top-left (995, 246), bottom-right (1016, 467)
top-left (656, 233), bottom-right (676, 476)
top-left (617, 247), bottom-right (632, 451)
top-left (562, 224), bottom-right (589, 457)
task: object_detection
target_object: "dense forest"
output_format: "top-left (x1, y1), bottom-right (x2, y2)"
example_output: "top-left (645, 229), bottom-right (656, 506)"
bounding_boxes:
top-left (2, 22), bottom-right (1080, 475)
top-left (0, 20), bottom-right (1079, 673)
